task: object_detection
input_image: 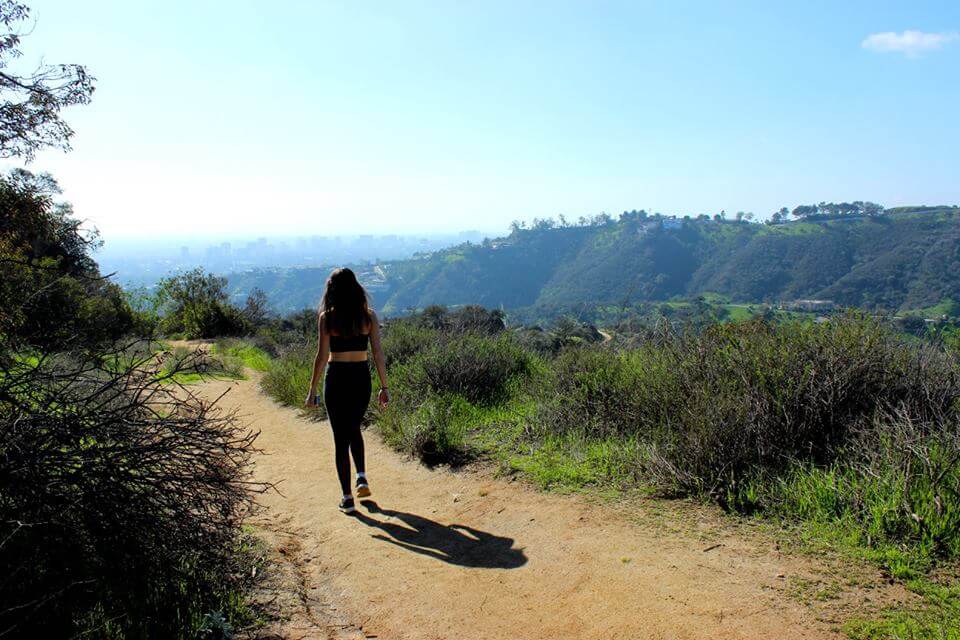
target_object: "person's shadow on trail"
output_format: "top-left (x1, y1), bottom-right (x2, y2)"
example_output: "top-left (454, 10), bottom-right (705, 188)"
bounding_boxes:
top-left (354, 500), bottom-right (527, 569)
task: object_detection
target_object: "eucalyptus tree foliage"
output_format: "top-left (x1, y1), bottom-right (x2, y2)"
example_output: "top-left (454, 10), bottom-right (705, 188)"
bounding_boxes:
top-left (0, 0), bottom-right (95, 160)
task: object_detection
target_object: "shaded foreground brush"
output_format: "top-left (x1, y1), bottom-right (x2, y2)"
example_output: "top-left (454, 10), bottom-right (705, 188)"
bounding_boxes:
top-left (0, 340), bottom-right (270, 638)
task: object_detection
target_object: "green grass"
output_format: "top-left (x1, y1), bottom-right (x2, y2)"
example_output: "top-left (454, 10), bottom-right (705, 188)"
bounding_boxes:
top-left (377, 383), bottom-right (539, 466)
top-left (259, 345), bottom-right (327, 418)
top-left (213, 339), bottom-right (272, 372)
top-left (911, 298), bottom-right (960, 319)
top-left (152, 338), bottom-right (274, 386)
top-left (10, 344), bottom-right (249, 386)
top-left (732, 450), bottom-right (960, 639)
top-left (845, 579), bottom-right (960, 640)
top-left (379, 393), bottom-right (475, 463)
top-left (507, 434), bottom-right (646, 492)
top-left (158, 345), bottom-right (246, 384)
top-left (759, 220), bottom-right (828, 236)
top-left (723, 304), bottom-right (756, 321)
top-left (738, 437), bottom-right (960, 578)
top-left (699, 292), bottom-right (732, 304)
top-left (13, 353), bottom-right (41, 367)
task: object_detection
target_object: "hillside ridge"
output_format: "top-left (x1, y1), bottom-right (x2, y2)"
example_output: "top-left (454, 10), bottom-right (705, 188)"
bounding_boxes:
top-left (225, 206), bottom-right (960, 315)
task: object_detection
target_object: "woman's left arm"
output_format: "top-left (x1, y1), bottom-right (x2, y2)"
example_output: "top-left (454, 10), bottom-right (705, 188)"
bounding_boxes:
top-left (305, 312), bottom-right (331, 407)
top-left (369, 311), bottom-right (389, 408)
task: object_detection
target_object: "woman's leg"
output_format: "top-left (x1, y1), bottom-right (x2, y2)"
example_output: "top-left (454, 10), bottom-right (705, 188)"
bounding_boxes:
top-left (331, 419), bottom-right (353, 496)
top-left (325, 364), bottom-right (353, 496)
top-left (349, 423), bottom-right (365, 475)
top-left (348, 366), bottom-right (371, 475)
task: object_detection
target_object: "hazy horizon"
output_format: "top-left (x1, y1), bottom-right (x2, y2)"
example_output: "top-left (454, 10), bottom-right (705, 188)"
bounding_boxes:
top-left (95, 228), bottom-right (496, 247)
top-left (11, 1), bottom-right (960, 241)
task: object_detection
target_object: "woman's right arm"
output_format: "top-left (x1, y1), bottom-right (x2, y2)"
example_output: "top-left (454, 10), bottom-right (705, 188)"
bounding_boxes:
top-left (305, 312), bottom-right (330, 407)
top-left (368, 311), bottom-right (389, 409)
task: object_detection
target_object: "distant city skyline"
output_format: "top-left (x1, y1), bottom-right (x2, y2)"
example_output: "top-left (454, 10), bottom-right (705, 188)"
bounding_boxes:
top-left (98, 229), bottom-right (490, 285)
top-left (12, 1), bottom-right (960, 240)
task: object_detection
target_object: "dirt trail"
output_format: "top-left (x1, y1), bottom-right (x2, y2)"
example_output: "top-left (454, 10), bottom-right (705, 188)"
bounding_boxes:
top-left (199, 374), bottom-right (843, 640)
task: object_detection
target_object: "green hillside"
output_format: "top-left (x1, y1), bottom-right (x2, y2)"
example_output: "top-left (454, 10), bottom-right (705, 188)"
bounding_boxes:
top-left (227, 207), bottom-right (960, 315)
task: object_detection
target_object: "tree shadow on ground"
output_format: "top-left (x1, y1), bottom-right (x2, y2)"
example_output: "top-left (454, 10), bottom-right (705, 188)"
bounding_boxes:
top-left (354, 500), bottom-right (527, 569)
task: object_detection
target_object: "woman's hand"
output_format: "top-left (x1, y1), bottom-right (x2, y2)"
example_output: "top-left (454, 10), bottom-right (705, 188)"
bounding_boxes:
top-left (305, 392), bottom-right (319, 408)
top-left (377, 387), bottom-right (390, 410)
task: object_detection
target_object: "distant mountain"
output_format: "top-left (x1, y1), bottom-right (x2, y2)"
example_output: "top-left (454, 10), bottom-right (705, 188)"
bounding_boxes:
top-left (226, 207), bottom-right (960, 315)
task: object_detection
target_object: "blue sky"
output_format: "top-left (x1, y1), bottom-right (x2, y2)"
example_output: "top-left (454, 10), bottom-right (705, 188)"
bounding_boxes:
top-left (14, 1), bottom-right (960, 239)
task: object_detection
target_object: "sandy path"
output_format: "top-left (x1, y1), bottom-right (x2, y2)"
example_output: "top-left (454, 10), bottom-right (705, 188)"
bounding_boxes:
top-left (200, 374), bottom-right (839, 640)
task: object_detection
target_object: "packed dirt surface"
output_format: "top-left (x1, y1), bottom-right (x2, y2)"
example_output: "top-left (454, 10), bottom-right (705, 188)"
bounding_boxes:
top-left (197, 374), bottom-right (852, 640)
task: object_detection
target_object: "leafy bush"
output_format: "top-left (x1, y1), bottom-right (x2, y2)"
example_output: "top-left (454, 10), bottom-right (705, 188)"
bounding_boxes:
top-left (380, 321), bottom-right (437, 367)
top-left (533, 346), bottom-right (665, 439)
top-left (512, 319), bottom-right (605, 356)
top-left (0, 343), bottom-right (266, 638)
top-left (530, 316), bottom-right (959, 500)
top-left (378, 393), bottom-right (474, 465)
top-left (185, 300), bottom-right (249, 339)
top-left (411, 332), bottom-right (532, 405)
top-left (513, 314), bottom-right (960, 572)
top-left (156, 268), bottom-right (251, 339)
top-left (647, 318), bottom-right (957, 498)
top-left (259, 344), bottom-right (327, 418)
top-left (246, 308), bottom-right (318, 358)
top-left (370, 327), bottom-right (536, 464)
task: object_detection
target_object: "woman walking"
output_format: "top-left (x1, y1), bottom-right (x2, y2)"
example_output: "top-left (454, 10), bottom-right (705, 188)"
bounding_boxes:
top-left (306, 268), bottom-right (389, 514)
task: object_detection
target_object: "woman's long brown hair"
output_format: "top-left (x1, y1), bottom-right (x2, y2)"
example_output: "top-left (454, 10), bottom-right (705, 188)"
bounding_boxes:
top-left (320, 267), bottom-right (371, 336)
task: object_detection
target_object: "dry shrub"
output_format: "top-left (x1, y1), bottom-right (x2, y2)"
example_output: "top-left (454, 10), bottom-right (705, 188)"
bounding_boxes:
top-left (0, 340), bottom-right (267, 638)
top-left (413, 332), bottom-right (532, 405)
top-left (533, 315), bottom-right (960, 500)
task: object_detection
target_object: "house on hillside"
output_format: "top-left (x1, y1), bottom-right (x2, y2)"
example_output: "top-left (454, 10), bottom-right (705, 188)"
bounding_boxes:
top-left (780, 299), bottom-right (836, 313)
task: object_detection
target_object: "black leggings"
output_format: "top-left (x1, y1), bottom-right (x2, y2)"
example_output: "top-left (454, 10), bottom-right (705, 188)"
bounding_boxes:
top-left (323, 361), bottom-right (372, 496)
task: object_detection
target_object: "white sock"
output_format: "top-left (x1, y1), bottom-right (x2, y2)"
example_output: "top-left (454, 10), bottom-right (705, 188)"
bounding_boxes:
top-left (343, 494), bottom-right (352, 500)
top-left (357, 472), bottom-right (367, 480)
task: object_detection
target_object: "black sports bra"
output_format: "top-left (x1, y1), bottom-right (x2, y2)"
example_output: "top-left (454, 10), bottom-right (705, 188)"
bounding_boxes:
top-left (329, 332), bottom-right (369, 352)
